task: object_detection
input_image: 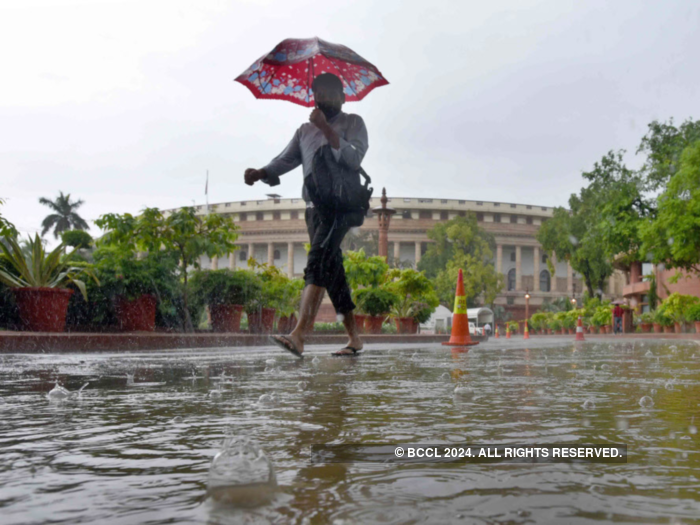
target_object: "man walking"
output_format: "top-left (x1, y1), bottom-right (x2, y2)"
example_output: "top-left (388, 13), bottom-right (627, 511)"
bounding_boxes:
top-left (244, 73), bottom-right (367, 358)
top-left (613, 303), bottom-right (624, 335)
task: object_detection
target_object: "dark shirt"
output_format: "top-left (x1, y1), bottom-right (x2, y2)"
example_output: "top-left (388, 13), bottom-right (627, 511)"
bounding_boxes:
top-left (613, 306), bottom-right (624, 318)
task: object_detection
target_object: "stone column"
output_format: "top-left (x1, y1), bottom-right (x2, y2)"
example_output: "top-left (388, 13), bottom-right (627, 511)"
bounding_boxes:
top-left (496, 244), bottom-right (503, 275)
top-left (515, 245), bottom-right (522, 291)
top-left (533, 246), bottom-right (540, 292)
top-left (414, 241), bottom-right (422, 267)
top-left (608, 274), bottom-right (616, 296)
top-left (394, 242), bottom-right (401, 263)
top-left (267, 243), bottom-right (274, 266)
top-left (567, 260), bottom-right (574, 293)
top-left (287, 242), bottom-right (294, 278)
top-left (247, 243), bottom-right (254, 265)
top-left (229, 251), bottom-right (236, 270)
top-left (211, 256), bottom-right (219, 270)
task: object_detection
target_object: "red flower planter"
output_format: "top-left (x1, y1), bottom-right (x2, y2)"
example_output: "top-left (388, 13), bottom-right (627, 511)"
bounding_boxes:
top-left (641, 323), bottom-right (652, 333)
top-left (354, 314), bottom-right (367, 334)
top-left (248, 308), bottom-right (276, 334)
top-left (13, 287), bottom-right (73, 332)
top-left (210, 304), bottom-right (244, 333)
top-left (411, 318), bottom-right (419, 334)
top-left (277, 314), bottom-right (297, 334)
top-left (116, 294), bottom-right (156, 332)
top-left (674, 322), bottom-right (683, 334)
top-left (663, 325), bottom-right (674, 333)
top-left (653, 323), bottom-right (662, 333)
top-left (365, 315), bottom-right (385, 334)
top-left (695, 321), bottom-right (700, 334)
top-left (394, 317), bottom-right (414, 334)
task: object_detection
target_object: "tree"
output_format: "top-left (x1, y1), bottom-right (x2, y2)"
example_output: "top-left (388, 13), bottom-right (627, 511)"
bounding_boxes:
top-left (0, 198), bottom-right (17, 239)
top-left (418, 215), bottom-right (503, 308)
top-left (39, 192), bottom-right (89, 239)
top-left (95, 207), bottom-right (239, 332)
top-left (61, 230), bottom-right (93, 250)
top-left (640, 139), bottom-right (700, 274)
top-left (538, 172), bottom-right (615, 299)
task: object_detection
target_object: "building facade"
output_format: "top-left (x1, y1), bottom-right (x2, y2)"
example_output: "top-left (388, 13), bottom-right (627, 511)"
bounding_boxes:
top-left (167, 195), bottom-right (625, 321)
top-left (621, 261), bottom-right (700, 313)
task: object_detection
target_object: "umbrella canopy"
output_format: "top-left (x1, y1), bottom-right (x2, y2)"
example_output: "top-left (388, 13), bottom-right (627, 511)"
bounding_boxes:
top-left (235, 37), bottom-right (388, 108)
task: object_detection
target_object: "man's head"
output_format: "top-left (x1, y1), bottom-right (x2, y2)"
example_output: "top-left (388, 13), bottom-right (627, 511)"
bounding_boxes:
top-left (312, 73), bottom-right (345, 119)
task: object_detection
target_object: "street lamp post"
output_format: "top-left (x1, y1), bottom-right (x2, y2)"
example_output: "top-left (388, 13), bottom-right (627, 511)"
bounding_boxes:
top-left (524, 289), bottom-right (530, 323)
top-left (571, 283), bottom-right (577, 308)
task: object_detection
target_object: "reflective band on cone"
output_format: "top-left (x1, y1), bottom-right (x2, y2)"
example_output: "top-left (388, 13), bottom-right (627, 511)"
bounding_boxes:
top-left (442, 269), bottom-right (479, 347)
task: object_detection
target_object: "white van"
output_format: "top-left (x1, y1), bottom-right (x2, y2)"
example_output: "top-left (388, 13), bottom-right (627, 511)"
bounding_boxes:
top-left (469, 322), bottom-right (484, 336)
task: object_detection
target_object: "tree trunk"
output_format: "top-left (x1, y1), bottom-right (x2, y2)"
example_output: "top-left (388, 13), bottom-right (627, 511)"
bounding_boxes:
top-left (181, 257), bottom-right (194, 333)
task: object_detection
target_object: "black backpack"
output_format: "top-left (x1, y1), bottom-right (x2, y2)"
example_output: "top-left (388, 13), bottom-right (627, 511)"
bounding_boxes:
top-left (307, 144), bottom-right (373, 223)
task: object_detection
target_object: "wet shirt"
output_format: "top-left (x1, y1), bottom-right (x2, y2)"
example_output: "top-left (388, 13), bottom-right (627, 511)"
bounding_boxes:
top-left (261, 111), bottom-right (369, 202)
top-left (613, 306), bottom-right (624, 318)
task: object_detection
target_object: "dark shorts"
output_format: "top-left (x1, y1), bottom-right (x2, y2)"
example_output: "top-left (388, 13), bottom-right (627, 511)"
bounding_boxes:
top-left (304, 208), bottom-right (363, 315)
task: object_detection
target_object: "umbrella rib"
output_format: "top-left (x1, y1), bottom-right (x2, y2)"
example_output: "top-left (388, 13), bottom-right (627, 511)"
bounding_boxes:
top-left (326, 57), bottom-right (353, 97)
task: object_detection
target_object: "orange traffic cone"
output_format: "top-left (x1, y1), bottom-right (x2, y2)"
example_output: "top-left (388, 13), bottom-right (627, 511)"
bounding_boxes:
top-left (524, 321), bottom-right (530, 339)
top-left (575, 315), bottom-right (585, 341)
top-left (442, 269), bottom-right (479, 347)
top-left (494, 326), bottom-right (499, 338)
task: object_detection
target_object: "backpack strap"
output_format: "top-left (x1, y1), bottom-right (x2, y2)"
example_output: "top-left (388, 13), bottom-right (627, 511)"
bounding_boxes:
top-left (359, 167), bottom-right (371, 185)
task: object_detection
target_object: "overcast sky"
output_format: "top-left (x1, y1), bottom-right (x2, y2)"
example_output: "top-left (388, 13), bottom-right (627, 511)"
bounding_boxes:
top-left (2, 0), bottom-right (699, 242)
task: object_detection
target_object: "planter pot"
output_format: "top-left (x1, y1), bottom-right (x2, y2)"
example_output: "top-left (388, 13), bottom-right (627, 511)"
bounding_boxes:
top-left (674, 322), bottom-right (683, 334)
top-left (210, 304), bottom-right (244, 333)
top-left (695, 321), bottom-right (700, 334)
top-left (365, 315), bottom-right (386, 334)
top-left (567, 328), bottom-right (575, 335)
top-left (663, 325), bottom-right (674, 334)
top-left (276, 314), bottom-right (298, 334)
top-left (593, 326), bottom-right (600, 334)
top-left (653, 323), bottom-right (662, 333)
top-left (641, 323), bottom-right (652, 333)
top-left (547, 329), bottom-right (553, 335)
top-left (354, 314), bottom-right (367, 334)
top-left (555, 329), bottom-right (563, 335)
top-left (411, 318), bottom-right (419, 334)
top-left (248, 308), bottom-right (276, 334)
top-left (13, 287), bottom-right (73, 332)
top-left (394, 317), bottom-right (414, 334)
top-left (116, 294), bottom-right (157, 332)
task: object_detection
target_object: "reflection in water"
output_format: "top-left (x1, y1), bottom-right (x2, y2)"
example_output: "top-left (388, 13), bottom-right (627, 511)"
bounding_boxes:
top-left (0, 340), bottom-right (700, 523)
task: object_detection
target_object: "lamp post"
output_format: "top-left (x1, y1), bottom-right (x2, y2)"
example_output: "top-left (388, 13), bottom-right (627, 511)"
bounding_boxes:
top-left (571, 283), bottom-right (577, 308)
top-left (524, 289), bottom-right (530, 323)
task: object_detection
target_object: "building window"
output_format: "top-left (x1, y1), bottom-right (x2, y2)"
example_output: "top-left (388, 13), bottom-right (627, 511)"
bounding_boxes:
top-left (440, 211), bottom-right (448, 220)
top-left (402, 210), bottom-right (412, 219)
top-left (404, 198), bottom-right (412, 203)
top-left (507, 296), bottom-right (515, 305)
top-left (510, 252), bottom-right (516, 262)
top-left (539, 270), bottom-right (551, 292)
top-left (240, 201), bottom-right (246, 206)
top-left (526, 205), bottom-right (532, 209)
top-left (419, 210), bottom-right (432, 219)
top-left (291, 211), bottom-right (299, 220)
top-left (507, 269), bottom-right (516, 291)
top-left (459, 200), bottom-right (465, 204)
top-left (526, 216), bottom-right (533, 225)
top-left (441, 199), bottom-right (447, 204)
top-left (494, 202), bottom-right (500, 207)
top-left (494, 213), bottom-right (501, 223)
top-left (418, 199), bottom-right (433, 203)
top-left (239, 213), bottom-right (247, 221)
top-left (476, 201), bottom-right (483, 205)
top-left (510, 204), bottom-right (516, 208)
top-left (273, 211), bottom-right (281, 221)
top-left (274, 249), bottom-right (281, 260)
top-left (256, 212), bottom-right (264, 221)
top-left (239, 251), bottom-right (247, 261)
top-left (510, 215), bottom-right (517, 223)
top-left (541, 207), bottom-right (547, 211)
top-left (542, 254), bottom-right (547, 264)
top-left (225, 203), bottom-right (230, 208)
top-left (476, 212), bottom-right (484, 221)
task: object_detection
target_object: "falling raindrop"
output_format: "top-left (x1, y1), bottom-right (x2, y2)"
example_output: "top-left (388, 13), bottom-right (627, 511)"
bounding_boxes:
top-left (336, 313), bottom-right (345, 323)
top-left (265, 359), bottom-right (276, 365)
top-left (639, 396), bottom-right (655, 408)
top-left (171, 416), bottom-right (183, 423)
top-left (297, 381), bottom-right (308, 391)
top-left (258, 393), bottom-right (277, 405)
top-left (690, 426), bottom-right (697, 435)
top-left (569, 235), bottom-right (579, 246)
top-left (665, 380), bottom-right (675, 391)
top-left (645, 350), bottom-right (654, 357)
top-left (616, 418), bottom-right (629, 431)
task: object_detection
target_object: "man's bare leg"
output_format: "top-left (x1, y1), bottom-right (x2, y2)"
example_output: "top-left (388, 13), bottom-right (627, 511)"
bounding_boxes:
top-left (337, 311), bottom-right (363, 354)
top-left (286, 284), bottom-right (325, 354)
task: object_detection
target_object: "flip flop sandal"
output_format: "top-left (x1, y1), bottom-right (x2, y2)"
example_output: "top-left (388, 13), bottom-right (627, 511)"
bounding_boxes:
top-left (332, 346), bottom-right (363, 357)
top-left (269, 335), bottom-right (304, 359)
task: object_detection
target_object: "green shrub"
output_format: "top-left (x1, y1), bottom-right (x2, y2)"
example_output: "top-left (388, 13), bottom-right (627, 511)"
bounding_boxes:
top-left (659, 293), bottom-right (700, 323)
top-left (354, 288), bottom-right (398, 316)
top-left (189, 269), bottom-right (262, 307)
top-left (653, 308), bottom-right (674, 327)
top-left (530, 312), bottom-right (548, 331)
top-left (61, 230), bottom-right (93, 249)
top-left (640, 311), bottom-right (655, 324)
top-left (686, 304), bottom-right (700, 323)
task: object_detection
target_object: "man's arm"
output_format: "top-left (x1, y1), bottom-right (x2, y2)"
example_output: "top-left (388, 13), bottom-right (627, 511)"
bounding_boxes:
top-left (245, 128), bottom-right (303, 187)
top-left (330, 115), bottom-right (368, 170)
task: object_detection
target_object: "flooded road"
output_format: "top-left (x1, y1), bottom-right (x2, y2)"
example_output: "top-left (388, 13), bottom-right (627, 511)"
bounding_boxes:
top-left (1, 339), bottom-right (699, 524)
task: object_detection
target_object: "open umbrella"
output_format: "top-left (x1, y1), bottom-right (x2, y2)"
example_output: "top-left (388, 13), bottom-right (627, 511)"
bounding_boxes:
top-left (235, 37), bottom-right (388, 108)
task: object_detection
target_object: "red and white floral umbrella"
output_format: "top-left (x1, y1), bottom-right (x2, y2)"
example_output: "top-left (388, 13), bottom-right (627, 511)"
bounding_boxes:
top-left (235, 37), bottom-right (388, 108)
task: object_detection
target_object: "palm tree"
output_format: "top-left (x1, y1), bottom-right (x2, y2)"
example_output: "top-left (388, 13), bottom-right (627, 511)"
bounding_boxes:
top-left (39, 192), bottom-right (89, 239)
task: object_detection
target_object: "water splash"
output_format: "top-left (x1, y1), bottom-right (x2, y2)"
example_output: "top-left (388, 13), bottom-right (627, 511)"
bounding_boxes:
top-left (582, 399), bottom-right (595, 410)
top-left (47, 381), bottom-right (89, 401)
top-left (639, 396), bottom-right (655, 408)
top-left (207, 436), bottom-right (277, 506)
